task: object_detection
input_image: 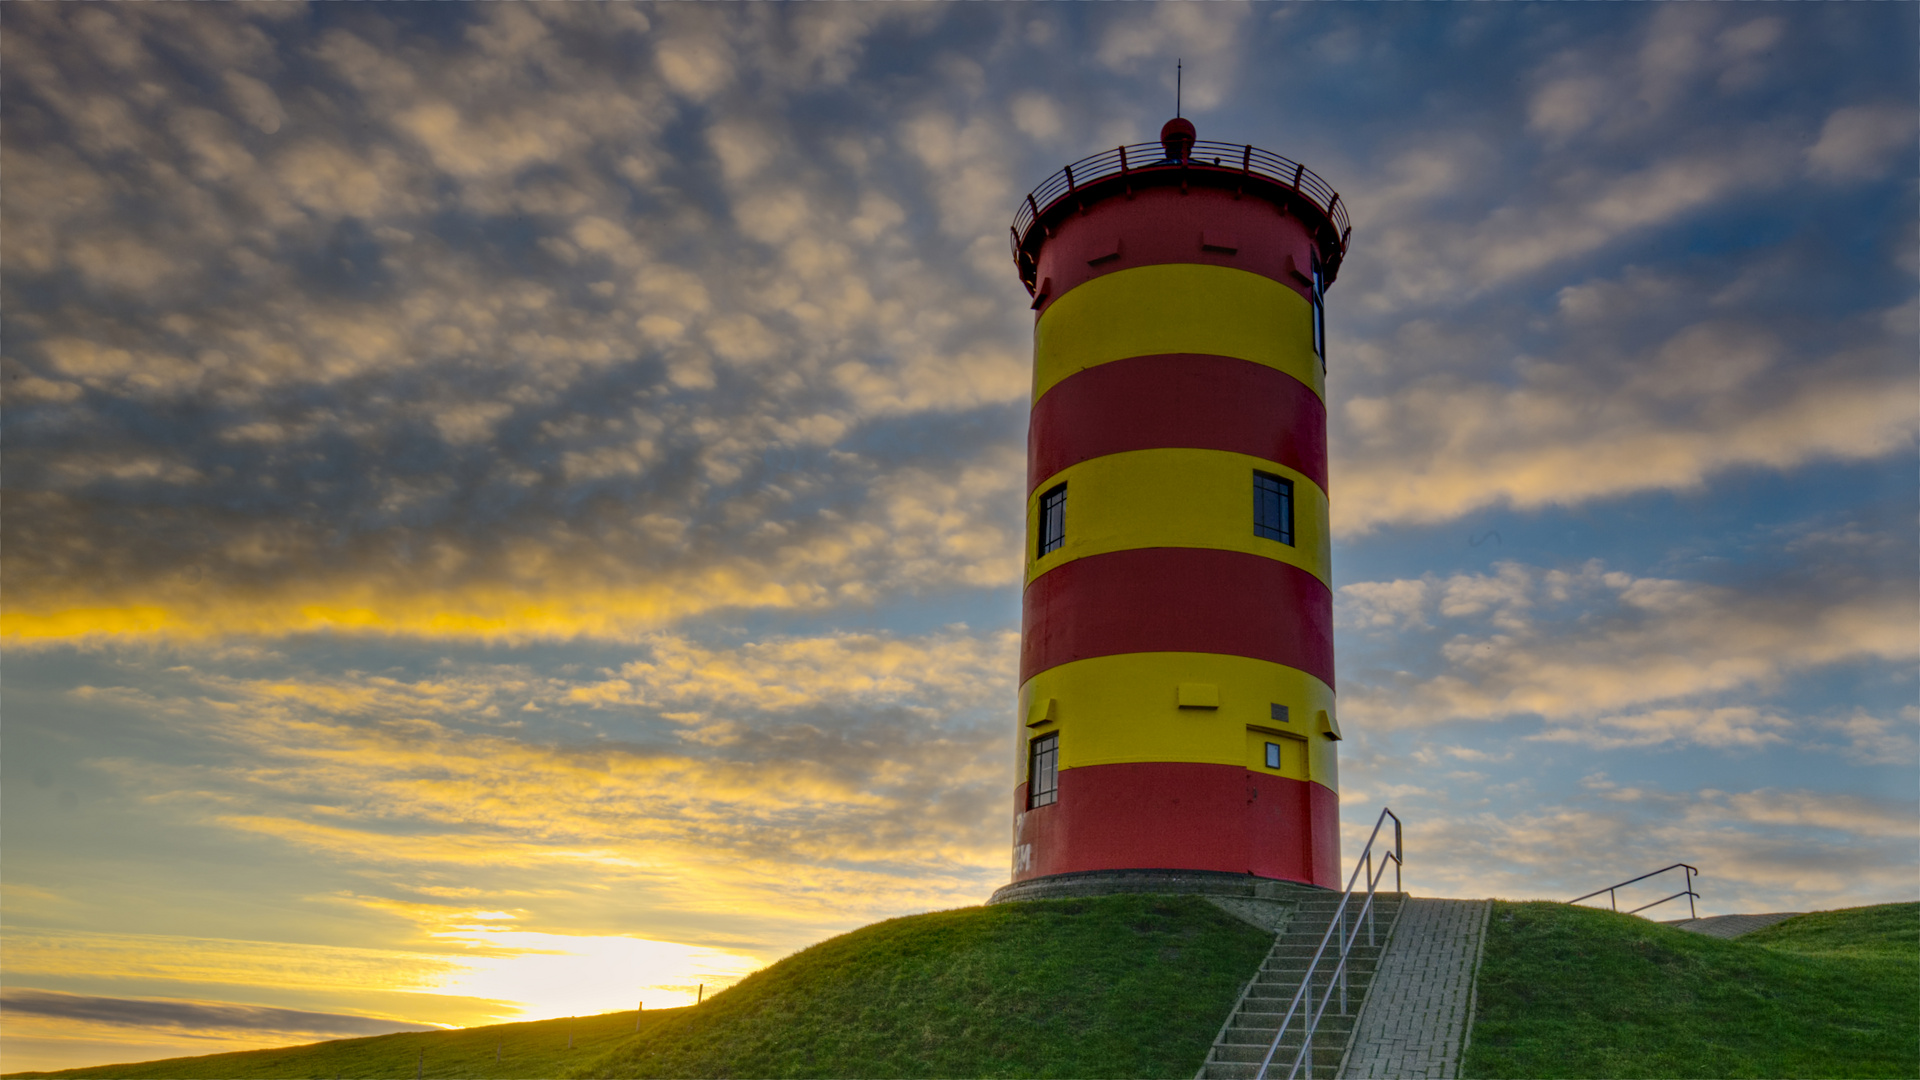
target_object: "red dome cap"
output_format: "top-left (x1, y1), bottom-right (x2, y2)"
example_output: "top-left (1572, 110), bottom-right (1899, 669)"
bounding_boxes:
top-left (1160, 117), bottom-right (1197, 161)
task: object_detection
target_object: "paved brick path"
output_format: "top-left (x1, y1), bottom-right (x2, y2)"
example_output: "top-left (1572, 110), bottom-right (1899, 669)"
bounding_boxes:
top-left (1336, 899), bottom-right (1490, 1080)
top-left (1663, 912), bottom-right (1801, 938)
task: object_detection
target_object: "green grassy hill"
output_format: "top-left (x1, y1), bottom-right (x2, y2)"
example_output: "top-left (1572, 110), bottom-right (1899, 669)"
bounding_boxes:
top-left (6, 894), bottom-right (1272, 1080)
top-left (565, 894), bottom-right (1272, 1079)
top-left (1464, 900), bottom-right (1919, 1079)
top-left (1, 1009), bottom-right (664, 1080)
top-left (20, 897), bottom-right (1910, 1080)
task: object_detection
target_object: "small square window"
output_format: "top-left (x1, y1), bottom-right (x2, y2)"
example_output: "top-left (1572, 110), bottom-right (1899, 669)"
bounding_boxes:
top-left (1037, 483), bottom-right (1067, 558)
top-left (1254, 472), bottom-right (1294, 545)
top-left (1265, 742), bottom-right (1282, 770)
top-left (1028, 733), bottom-right (1059, 808)
top-left (1270, 703), bottom-right (1290, 724)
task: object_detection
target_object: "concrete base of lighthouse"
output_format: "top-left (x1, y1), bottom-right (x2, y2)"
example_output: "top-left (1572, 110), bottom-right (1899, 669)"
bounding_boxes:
top-left (986, 868), bottom-right (1332, 933)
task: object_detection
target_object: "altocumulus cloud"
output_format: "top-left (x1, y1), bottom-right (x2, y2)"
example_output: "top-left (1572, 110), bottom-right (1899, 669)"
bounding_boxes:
top-left (1324, 5), bottom-right (1916, 535)
top-left (4, 2), bottom-right (1913, 642)
top-left (1335, 550), bottom-right (1916, 747)
top-left (3, 3), bottom-right (1032, 644)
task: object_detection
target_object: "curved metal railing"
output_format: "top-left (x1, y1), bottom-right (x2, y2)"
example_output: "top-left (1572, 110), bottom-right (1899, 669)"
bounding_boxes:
top-left (1010, 139), bottom-right (1350, 273)
top-left (1569, 863), bottom-right (1701, 920)
top-left (1255, 806), bottom-right (1403, 1080)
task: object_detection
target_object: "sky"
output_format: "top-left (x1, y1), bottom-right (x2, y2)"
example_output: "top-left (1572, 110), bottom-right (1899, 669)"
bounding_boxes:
top-left (2, 1), bottom-right (1915, 1073)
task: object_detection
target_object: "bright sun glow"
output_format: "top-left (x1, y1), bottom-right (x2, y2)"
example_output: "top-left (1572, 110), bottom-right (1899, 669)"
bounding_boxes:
top-left (429, 918), bottom-right (765, 1020)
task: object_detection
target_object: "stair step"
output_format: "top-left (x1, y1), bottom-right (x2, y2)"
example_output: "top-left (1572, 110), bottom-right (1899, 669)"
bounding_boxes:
top-left (1227, 1010), bottom-right (1361, 1027)
top-left (1251, 966), bottom-right (1383, 981)
top-left (1200, 1062), bottom-right (1339, 1080)
top-left (1275, 927), bottom-right (1392, 942)
top-left (1222, 1024), bottom-right (1357, 1046)
top-left (1231, 1009), bottom-right (1362, 1027)
top-left (1251, 960), bottom-right (1374, 980)
top-left (1249, 973), bottom-right (1380, 990)
top-left (1235, 1008), bottom-right (1366, 1022)
top-left (1216, 1038), bottom-right (1347, 1059)
top-left (1262, 954), bottom-right (1386, 969)
top-left (1208, 1044), bottom-right (1345, 1062)
top-left (1267, 941), bottom-right (1387, 950)
top-left (1247, 972), bottom-right (1382, 988)
top-left (1201, 1051), bottom-right (1343, 1079)
top-left (1246, 985), bottom-right (1378, 1002)
top-left (1211, 1038), bottom-right (1352, 1063)
top-left (1262, 947), bottom-right (1387, 960)
top-left (1256, 961), bottom-right (1384, 976)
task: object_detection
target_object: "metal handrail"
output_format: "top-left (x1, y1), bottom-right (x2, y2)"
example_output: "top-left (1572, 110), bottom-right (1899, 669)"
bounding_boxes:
top-left (1569, 863), bottom-right (1700, 920)
top-left (1254, 807), bottom-right (1403, 1080)
top-left (1010, 138), bottom-right (1350, 283)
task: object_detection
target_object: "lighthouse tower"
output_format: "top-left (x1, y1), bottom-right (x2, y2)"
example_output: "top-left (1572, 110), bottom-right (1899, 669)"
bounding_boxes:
top-left (995, 119), bottom-right (1350, 897)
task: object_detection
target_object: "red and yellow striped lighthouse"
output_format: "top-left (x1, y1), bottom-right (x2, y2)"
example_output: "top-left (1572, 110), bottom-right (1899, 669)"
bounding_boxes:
top-left (998, 119), bottom-right (1350, 895)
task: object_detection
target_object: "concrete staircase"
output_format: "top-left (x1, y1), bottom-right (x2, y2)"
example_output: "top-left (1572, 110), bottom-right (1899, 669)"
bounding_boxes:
top-left (1196, 891), bottom-right (1407, 1080)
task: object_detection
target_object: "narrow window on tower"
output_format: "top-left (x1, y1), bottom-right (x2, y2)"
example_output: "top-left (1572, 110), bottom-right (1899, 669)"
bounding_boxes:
top-left (1310, 254), bottom-right (1327, 366)
top-left (1028, 732), bottom-right (1059, 808)
top-left (1037, 483), bottom-right (1067, 558)
top-left (1265, 742), bottom-right (1283, 770)
top-left (1254, 472), bottom-right (1294, 545)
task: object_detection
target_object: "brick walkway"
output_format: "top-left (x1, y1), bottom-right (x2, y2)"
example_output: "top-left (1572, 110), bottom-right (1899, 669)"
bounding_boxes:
top-left (1336, 899), bottom-right (1490, 1080)
top-left (1663, 912), bottom-right (1801, 938)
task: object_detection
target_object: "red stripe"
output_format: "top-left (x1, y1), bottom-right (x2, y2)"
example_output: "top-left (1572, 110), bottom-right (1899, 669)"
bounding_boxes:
top-left (1030, 185), bottom-right (1322, 318)
top-left (1021, 548), bottom-right (1334, 687)
top-left (1014, 762), bottom-right (1340, 888)
top-left (1028, 354), bottom-right (1327, 494)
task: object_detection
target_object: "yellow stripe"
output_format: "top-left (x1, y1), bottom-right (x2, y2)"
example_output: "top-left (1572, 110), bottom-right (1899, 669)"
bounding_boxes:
top-left (1026, 448), bottom-right (1329, 587)
top-left (1034, 263), bottom-right (1321, 405)
top-left (1019, 652), bottom-right (1338, 789)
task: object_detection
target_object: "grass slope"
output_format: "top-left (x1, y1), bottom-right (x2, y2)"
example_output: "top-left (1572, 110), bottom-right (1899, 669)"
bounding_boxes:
top-left (567, 894), bottom-right (1273, 1079)
top-left (6, 894), bottom-right (1271, 1080)
top-left (1465, 901), bottom-right (1919, 1079)
top-left (2, 1009), bottom-right (675, 1080)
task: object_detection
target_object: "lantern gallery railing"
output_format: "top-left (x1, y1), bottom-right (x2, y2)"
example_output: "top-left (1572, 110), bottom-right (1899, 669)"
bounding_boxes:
top-left (1010, 139), bottom-right (1350, 285)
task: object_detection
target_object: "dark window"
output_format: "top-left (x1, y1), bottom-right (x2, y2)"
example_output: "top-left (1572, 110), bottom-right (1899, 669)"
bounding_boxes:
top-left (1028, 733), bottom-right (1059, 808)
top-left (1265, 742), bottom-right (1282, 770)
top-left (1255, 472), bottom-right (1294, 545)
top-left (1270, 703), bottom-right (1290, 724)
top-left (1310, 256), bottom-right (1327, 365)
top-left (1037, 483), bottom-right (1067, 558)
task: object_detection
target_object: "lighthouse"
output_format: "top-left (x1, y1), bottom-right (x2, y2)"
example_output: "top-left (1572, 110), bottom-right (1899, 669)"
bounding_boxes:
top-left (993, 119), bottom-right (1350, 898)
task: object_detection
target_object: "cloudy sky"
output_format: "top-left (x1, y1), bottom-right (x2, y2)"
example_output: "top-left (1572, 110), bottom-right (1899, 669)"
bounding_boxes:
top-left (3, 2), bottom-right (1915, 1072)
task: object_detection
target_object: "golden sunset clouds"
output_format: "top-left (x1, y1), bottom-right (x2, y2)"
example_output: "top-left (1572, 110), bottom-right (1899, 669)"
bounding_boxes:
top-left (4, 3), bottom-right (1914, 1074)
